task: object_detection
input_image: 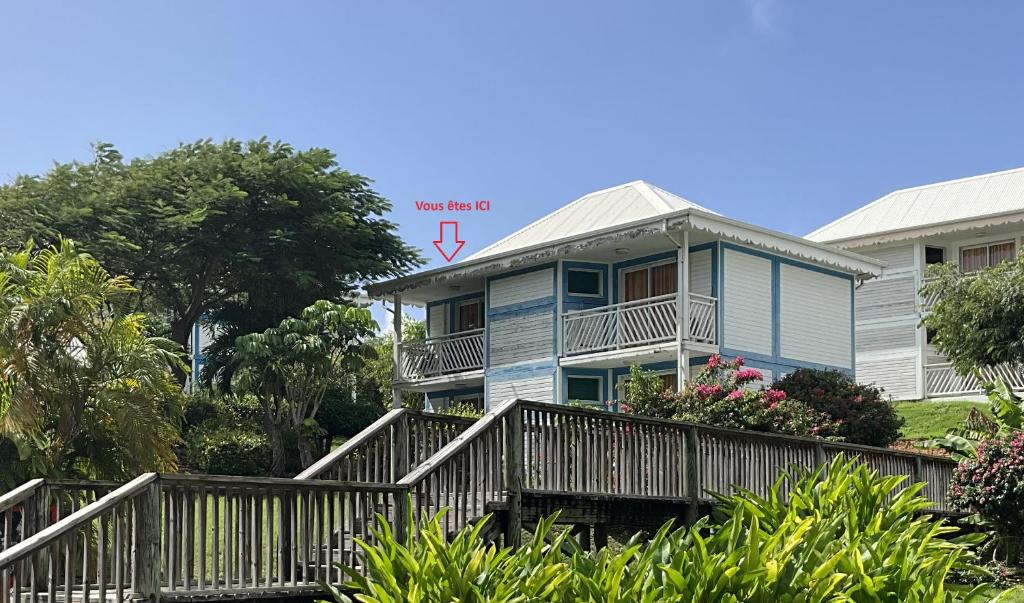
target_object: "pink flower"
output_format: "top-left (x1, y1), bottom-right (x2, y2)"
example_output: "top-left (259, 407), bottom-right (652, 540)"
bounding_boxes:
top-left (764, 389), bottom-right (787, 402)
top-left (727, 389), bottom-right (744, 400)
top-left (619, 402), bottom-right (633, 414)
top-left (734, 356), bottom-right (745, 367)
top-left (735, 368), bottom-right (763, 382)
top-left (706, 354), bottom-right (721, 369)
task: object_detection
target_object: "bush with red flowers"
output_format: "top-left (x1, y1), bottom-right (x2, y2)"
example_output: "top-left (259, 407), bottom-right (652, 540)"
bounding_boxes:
top-left (950, 431), bottom-right (1024, 563)
top-left (771, 368), bottom-right (904, 447)
top-left (622, 355), bottom-right (839, 438)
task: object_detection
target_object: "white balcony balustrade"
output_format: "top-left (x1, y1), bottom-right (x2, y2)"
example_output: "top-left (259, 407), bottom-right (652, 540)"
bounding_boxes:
top-left (562, 293), bottom-right (717, 356)
top-left (400, 328), bottom-right (484, 380)
top-left (924, 362), bottom-right (1024, 398)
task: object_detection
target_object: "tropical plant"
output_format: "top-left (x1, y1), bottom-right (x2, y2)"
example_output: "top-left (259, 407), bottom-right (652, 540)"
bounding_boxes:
top-left (231, 300), bottom-right (377, 475)
top-left (330, 456), bottom-right (992, 601)
top-left (0, 140), bottom-right (422, 385)
top-left (928, 376), bottom-right (1024, 461)
top-left (0, 240), bottom-right (186, 488)
top-left (771, 368), bottom-right (904, 446)
top-left (622, 363), bottom-right (678, 418)
top-left (920, 256), bottom-right (1024, 374)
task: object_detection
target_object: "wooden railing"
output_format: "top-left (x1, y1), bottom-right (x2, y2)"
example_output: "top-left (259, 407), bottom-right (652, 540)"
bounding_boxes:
top-left (925, 362), bottom-right (1024, 398)
top-left (296, 408), bottom-right (475, 482)
top-left (400, 329), bottom-right (484, 380)
top-left (0, 474), bottom-right (404, 603)
top-left (562, 293), bottom-right (718, 356)
top-left (0, 479), bottom-right (121, 556)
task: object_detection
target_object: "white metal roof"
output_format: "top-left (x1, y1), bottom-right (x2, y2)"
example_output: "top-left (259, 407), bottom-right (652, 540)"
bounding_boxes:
top-left (467, 180), bottom-right (719, 260)
top-left (807, 166), bottom-right (1024, 245)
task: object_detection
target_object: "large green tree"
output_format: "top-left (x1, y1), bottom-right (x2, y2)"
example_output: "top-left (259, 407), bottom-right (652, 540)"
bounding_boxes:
top-left (921, 255), bottom-right (1024, 374)
top-left (232, 300), bottom-right (376, 475)
top-left (0, 139), bottom-right (422, 383)
top-left (0, 240), bottom-right (185, 488)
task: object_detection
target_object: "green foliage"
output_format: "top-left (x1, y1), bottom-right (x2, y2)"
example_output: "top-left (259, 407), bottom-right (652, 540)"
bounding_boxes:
top-left (232, 300), bottom-right (377, 475)
top-left (332, 457), bottom-right (991, 601)
top-left (921, 257), bottom-right (1024, 374)
top-left (0, 240), bottom-right (186, 488)
top-left (772, 368), bottom-right (904, 446)
top-left (316, 385), bottom-right (387, 439)
top-left (895, 400), bottom-right (991, 440)
top-left (623, 357), bottom-right (838, 438)
top-left (438, 400), bottom-right (483, 419)
top-left (928, 377), bottom-right (1024, 461)
top-left (186, 427), bottom-right (271, 476)
top-left (622, 364), bottom-right (676, 418)
top-left (0, 139), bottom-right (422, 385)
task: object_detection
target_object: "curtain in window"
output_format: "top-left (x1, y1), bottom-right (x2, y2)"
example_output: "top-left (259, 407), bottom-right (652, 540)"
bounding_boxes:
top-left (989, 242), bottom-right (1016, 266)
top-left (960, 246), bottom-right (988, 272)
top-left (651, 264), bottom-right (677, 296)
top-left (458, 302), bottom-right (482, 331)
top-left (624, 269), bottom-right (648, 302)
top-left (659, 373), bottom-right (678, 393)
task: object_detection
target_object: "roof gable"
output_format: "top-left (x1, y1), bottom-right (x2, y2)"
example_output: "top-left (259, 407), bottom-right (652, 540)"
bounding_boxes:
top-left (467, 180), bottom-right (718, 260)
top-left (807, 166), bottom-right (1024, 244)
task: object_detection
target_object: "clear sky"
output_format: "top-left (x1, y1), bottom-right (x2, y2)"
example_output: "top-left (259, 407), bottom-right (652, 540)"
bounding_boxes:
top-left (3, 1), bottom-right (1024, 277)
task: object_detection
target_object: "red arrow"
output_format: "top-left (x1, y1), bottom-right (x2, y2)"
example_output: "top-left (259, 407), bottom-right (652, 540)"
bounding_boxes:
top-left (433, 220), bottom-right (466, 262)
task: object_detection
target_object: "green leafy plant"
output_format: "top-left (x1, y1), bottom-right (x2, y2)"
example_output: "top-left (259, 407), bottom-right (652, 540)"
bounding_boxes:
top-left (928, 376), bottom-right (1024, 461)
top-left (772, 368), bottom-right (904, 446)
top-left (329, 457), bottom-right (992, 601)
top-left (438, 400), bottom-right (483, 419)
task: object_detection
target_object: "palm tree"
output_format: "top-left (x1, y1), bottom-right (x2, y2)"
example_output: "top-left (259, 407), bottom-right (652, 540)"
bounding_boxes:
top-left (0, 240), bottom-right (186, 487)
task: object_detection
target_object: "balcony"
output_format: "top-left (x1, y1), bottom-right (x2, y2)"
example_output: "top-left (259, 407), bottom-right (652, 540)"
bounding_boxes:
top-left (924, 362), bottom-right (1024, 398)
top-left (562, 293), bottom-right (717, 356)
top-left (400, 329), bottom-right (484, 381)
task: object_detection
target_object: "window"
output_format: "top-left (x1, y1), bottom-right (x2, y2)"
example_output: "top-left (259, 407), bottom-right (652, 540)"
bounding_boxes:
top-left (453, 395), bottom-right (484, 413)
top-left (567, 376), bottom-right (602, 403)
top-left (567, 269), bottom-right (603, 296)
top-left (925, 246), bottom-right (945, 265)
top-left (960, 240), bottom-right (1015, 272)
top-left (622, 262), bottom-right (677, 302)
top-left (456, 299), bottom-right (484, 332)
top-left (616, 371), bottom-right (678, 396)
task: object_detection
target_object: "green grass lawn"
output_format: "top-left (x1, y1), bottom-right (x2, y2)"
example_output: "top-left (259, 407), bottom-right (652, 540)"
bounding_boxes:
top-left (894, 400), bottom-right (992, 440)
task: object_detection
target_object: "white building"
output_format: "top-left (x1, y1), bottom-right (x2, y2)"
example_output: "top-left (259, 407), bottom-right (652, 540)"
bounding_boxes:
top-left (807, 166), bottom-right (1024, 400)
top-left (367, 181), bottom-right (881, 411)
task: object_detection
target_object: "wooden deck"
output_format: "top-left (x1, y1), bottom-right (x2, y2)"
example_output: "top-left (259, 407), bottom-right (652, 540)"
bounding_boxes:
top-left (0, 399), bottom-right (958, 603)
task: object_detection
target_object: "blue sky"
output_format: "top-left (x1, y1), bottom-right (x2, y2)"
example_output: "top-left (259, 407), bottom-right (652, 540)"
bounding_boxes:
top-left (2, 1), bottom-right (1024, 278)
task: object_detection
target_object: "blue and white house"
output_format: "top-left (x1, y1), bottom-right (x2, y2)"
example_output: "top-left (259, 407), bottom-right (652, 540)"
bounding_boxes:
top-left (367, 181), bottom-right (883, 411)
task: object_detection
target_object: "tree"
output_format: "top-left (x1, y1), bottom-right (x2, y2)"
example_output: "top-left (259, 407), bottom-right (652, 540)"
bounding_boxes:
top-left (921, 256), bottom-right (1024, 374)
top-left (0, 240), bottom-right (185, 488)
top-left (0, 140), bottom-right (422, 384)
top-left (232, 300), bottom-right (376, 475)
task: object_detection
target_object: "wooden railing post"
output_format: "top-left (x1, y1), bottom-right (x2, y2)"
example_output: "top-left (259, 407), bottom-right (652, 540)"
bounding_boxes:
top-left (394, 413), bottom-right (410, 481)
top-left (504, 403), bottom-right (524, 548)
top-left (684, 425), bottom-right (699, 526)
top-left (134, 480), bottom-right (162, 603)
top-left (814, 442), bottom-right (826, 468)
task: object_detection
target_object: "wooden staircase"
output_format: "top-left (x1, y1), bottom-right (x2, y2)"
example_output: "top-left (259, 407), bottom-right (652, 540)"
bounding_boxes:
top-left (0, 399), bottom-right (958, 603)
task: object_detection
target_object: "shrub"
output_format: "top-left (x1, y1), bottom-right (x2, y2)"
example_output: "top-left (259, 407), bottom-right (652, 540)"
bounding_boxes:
top-left (950, 431), bottom-right (1024, 563)
top-left (622, 364), bottom-right (678, 418)
top-left (772, 368), bottom-right (904, 446)
top-left (316, 385), bottom-right (387, 438)
top-left (186, 427), bottom-right (272, 476)
top-left (330, 456), bottom-right (991, 601)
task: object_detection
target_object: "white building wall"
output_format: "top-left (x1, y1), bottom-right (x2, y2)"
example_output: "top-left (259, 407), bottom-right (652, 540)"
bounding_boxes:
top-left (689, 249), bottom-right (712, 297)
top-left (487, 374), bottom-right (554, 404)
top-left (428, 303), bottom-right (447, 337)
top-left (489, 268), bottom-right (554, 308)
top-left (779, 264), bottom-right (852, 369)
top-left (722, 249), bottom-right (773, 356)
top-left (488, 312), bottom-right (554, 365)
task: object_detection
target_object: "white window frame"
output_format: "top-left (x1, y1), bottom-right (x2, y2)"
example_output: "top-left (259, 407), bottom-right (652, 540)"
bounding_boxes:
top-left (618, 259), bottom-right (676, 301)
top-left (566, 375), bottom-right (604, 404)
top-left (566, 268), bottom-right (604, 298)
top-left (958, 239), bottom-right (1015, 272)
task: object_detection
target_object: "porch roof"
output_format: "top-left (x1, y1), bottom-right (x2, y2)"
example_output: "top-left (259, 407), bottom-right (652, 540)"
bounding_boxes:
top-left (367, 181), bottom-right (883, 304)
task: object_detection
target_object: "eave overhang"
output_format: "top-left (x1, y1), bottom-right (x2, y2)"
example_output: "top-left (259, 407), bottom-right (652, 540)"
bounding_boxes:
top-left (815, 210), bottom-right (1024, 249)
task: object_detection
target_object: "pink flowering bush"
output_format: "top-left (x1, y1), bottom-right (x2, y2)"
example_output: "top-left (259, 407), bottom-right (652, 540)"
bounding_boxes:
top-left (950, 431), bottom-right (1024, 561)
top-left (622, 355), bottom-right (839, 438)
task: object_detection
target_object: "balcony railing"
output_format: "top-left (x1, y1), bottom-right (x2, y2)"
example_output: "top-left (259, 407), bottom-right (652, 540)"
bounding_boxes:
top-left (924, 362), bottom-right (1024, 398)
top-left (400, 328), bottom-right (484, 380)
top-left (562, 293), bottom-right (718, 356)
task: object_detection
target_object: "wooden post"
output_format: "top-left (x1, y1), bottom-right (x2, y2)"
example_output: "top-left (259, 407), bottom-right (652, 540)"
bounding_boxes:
top-left (593, 524), bottom-right (609, 550)
top-left (134, 481), bottom-right (162, 603)
top-left (392, 294), bottom-right (403, 409)
top-left (504, 404), bottom-right (524, 548)
top-left (393, 493), bottom-right (410, 545)
top-left (394, 413), bottom-right (410, 480)
top-left (814, 442), bottom-right (826, 468)
top-left (30, 484), bottom-right (49, 584)
top-left (677, 229), bottom-right (690, 387)
top-left (684, 425), bottom-right (699, 526)
top-left (913, 455), bottom-right (923, 484)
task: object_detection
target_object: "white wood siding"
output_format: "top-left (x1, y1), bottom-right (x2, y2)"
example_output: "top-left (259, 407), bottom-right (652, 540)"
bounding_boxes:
top-left (722, 250), bottom-right (773, 355)
top-left (855, 275), bottom-right (917, 322)
top-left (861, 244), bottom-right (916, 272)
top-left (489, 311), bottom-right (554, 366)
top-left (779, 264), bottom-right (852, 368)
top-left (689, 249), bottom-right (712, 297)
top-left (489, 268), bottom-right (554, 308)
top-left (488, 375), bottom-right (553, 404)
top-left (428, 303), bottom-right (447, 337)
top-left (856, 321), bottom-right (918, 354)
top-left (857, 355), bottom-right (918, 400)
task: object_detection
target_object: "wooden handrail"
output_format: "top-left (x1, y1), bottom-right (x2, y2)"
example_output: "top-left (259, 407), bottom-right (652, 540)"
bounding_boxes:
top-left (0, 473), bottom-right (156, 567)
top-left (296, 407), bottom-right (408, 479)
top-left (0, 478), bottom-right (44, 514)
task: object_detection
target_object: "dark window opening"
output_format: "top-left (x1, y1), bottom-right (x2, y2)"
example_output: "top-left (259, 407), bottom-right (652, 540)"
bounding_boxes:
top-left (567, 269), bottom-right (602, 296)
top-left (925, 246), bottom-right (945, 265)
top-left (567, 377), bottom-right (602, 402)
